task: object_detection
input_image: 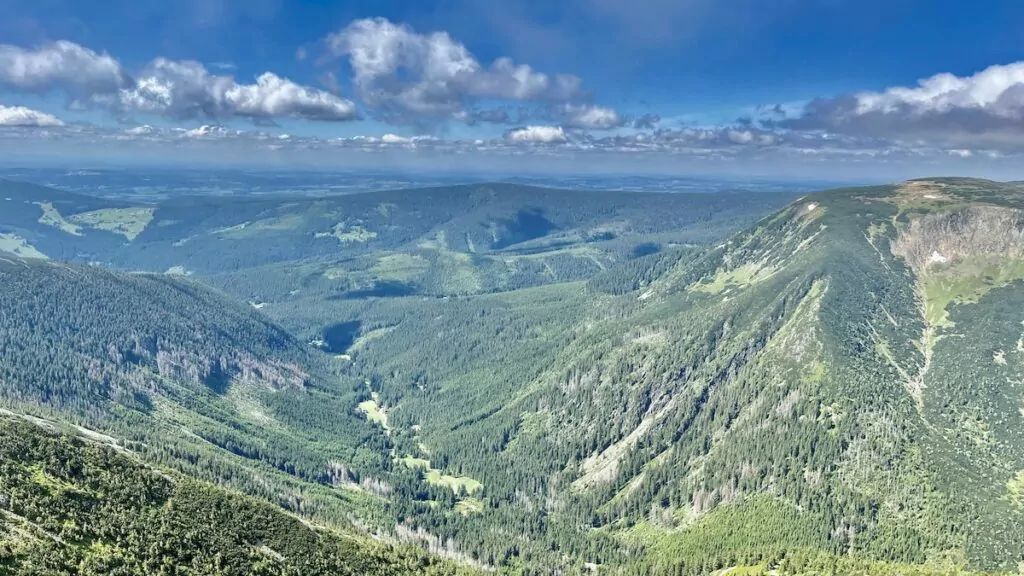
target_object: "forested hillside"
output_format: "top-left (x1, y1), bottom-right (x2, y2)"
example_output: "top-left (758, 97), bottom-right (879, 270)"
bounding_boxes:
top-left (0, 416), bottom-right (478, 576)
top-left (256, 178), bottom-right (1024, 574)
top-left (2, 178), bottom-right (1024, 574)
top-left (0, 258), bottom-right (393, 532)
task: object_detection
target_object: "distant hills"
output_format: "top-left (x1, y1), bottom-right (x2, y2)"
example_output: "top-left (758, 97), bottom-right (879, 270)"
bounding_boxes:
top-left (0, 178), bottom-right (796, 295)
top-left (1, 177), bottom-right (1023, 574)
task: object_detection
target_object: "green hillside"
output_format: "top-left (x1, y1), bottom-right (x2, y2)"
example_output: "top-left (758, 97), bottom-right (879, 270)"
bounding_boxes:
top-left (0, 416), bottom-right (478, 576)
top-left (2, 178), bottom-right (1023, 574)
top-left (0, 258), bottom-right (395, 532)
top-left (268, 178), bottom-right (1024, 574)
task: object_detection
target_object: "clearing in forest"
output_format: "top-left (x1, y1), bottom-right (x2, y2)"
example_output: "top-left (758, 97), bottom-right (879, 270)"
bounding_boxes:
top-left (70, 207), bottom-right (156, 241)
top-left (34, 202), bottom-right (82, 235)
top-left (0, 234), bottom-right (47, 259)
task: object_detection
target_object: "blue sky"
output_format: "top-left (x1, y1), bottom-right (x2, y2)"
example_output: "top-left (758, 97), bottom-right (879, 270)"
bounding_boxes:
top-left (2, 0), bottom-right (1024, 179)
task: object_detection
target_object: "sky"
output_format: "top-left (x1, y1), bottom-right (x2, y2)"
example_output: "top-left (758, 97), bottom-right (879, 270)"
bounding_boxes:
top-left (2, 0), bottom-right (1024, 179)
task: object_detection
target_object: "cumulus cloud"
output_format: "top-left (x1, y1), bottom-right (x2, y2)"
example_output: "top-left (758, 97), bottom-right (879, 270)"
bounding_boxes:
top-left (0, 31), bottom-right (629, 131)
top-left (774, 61), bottom-right (1024, 150)
top-left (505, 125), bottom-right (568, 143)
top-left (0, 40), bottom-right (356, 123)
top-left (108, 59), bottom-right (358, 122)
top-left (325, 18), bottom-right (589, 123)
top-left (0, 104), bottom-right (65, 127)
top-left (226, 72), bottom-right (357, 120)
top-left (0, 41), bottom-right (130, 95)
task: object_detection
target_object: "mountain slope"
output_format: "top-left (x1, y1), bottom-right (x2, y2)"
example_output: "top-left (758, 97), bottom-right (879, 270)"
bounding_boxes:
top-left (314, 178), bottom-right (1024, 573)
top-left (0, 257), bottom-right (393, 531)
top-left (0, 416), bottom-right (478, 576)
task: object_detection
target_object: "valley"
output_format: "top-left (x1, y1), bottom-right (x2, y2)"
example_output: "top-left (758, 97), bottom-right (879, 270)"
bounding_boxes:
top-left (0, 177), bottom-right (1023, 574)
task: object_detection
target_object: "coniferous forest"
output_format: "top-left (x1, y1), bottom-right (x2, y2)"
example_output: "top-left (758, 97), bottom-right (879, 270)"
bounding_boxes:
top-left (1, 178), bottom-right (1023, 574)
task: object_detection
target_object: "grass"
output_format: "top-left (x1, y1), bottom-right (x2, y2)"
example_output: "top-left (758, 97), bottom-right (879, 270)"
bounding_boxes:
top-left (315, 222), bottom-right (378, 243)
top-left (691, 262), bottom-right (776, 294)
top-left (454, 498), bottom-right (483, 515)
top-left (214, 215), bottom-right (304, 239)
top-left (34, 202), bottom-right (82, 235)
top-left (398, 456), bottom-right (483, 494)
top-left (400, 455), bottom-right (431, 469)
top-left (350, 327), bottom-right (395, 352)
top-left (0, 234), bottom-right (47, 259)
top-left (69, 207), bottom-right (156, 241)
top-left (29, 465), bottom-right (84, 495)
top-left (425, 470), bottom-right (483, 494)
top-left (882, 181), bottom-right (973, 218)
top-left (358, 397), bottom-right (389, 430)
top-left (370, 253), bottom-right (430, 282)
top-left (921, 259), bottom-right (1024, 327)
top-left (417, 230), bottom-right (448, 250)
top-left (435, 253), bottom-right (482, 294)
top-left (1008, 471), bottom-right (1024, 509)
top-left (323, 266), bottom-right (346, 280)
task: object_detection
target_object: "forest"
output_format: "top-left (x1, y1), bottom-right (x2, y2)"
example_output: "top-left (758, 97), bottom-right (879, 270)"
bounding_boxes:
top-left (1, 178), bottom-right (1023, 574)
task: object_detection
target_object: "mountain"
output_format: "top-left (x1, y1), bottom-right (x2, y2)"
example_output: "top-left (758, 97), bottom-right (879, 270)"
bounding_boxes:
top-left (2, 177), bottom-right (1023, 574)
top-left (292, 177), bottom-right (1024, 573)
top-left (0, 257), bottom-right (397, 531)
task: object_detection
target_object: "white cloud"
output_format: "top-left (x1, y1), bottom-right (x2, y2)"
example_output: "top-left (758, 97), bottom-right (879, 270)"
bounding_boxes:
top-left (0, 104), bottom-right (65, 127)
top-left (226, 72), bottom-right (357, 120)
top-left (123, 124), bottom-right (155, 135)
top-left (728, 129), bottom-right (754, 144)
top-left (505, 125), bottom-right (567, 143)
top-left (853, 63), bottom-right (1024, 117)
top-left (0, 41), bottom-right (129, 95)
top-left (381, 133), bottom-right (413, 144)
top-left (325, 18), bottom-right (586, 123)
top-left (179, 124), bottom-right (234, 138)
top-left (777, 61), bottom-right (1024, 150)
top-left (111, 59), bottom-right (357, 122)
top-left (0, 40), bottom-right (356, 123)
top-left (557, 104), bottom-right (624, 129)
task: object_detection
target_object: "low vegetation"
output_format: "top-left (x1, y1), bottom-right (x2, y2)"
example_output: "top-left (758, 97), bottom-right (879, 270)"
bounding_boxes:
top-left (68, 207), bottom-right (156, 240)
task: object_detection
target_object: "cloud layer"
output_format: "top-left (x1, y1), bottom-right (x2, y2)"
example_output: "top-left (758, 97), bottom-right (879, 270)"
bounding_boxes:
top-left (3, 17), bottom-right (1024, 169)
